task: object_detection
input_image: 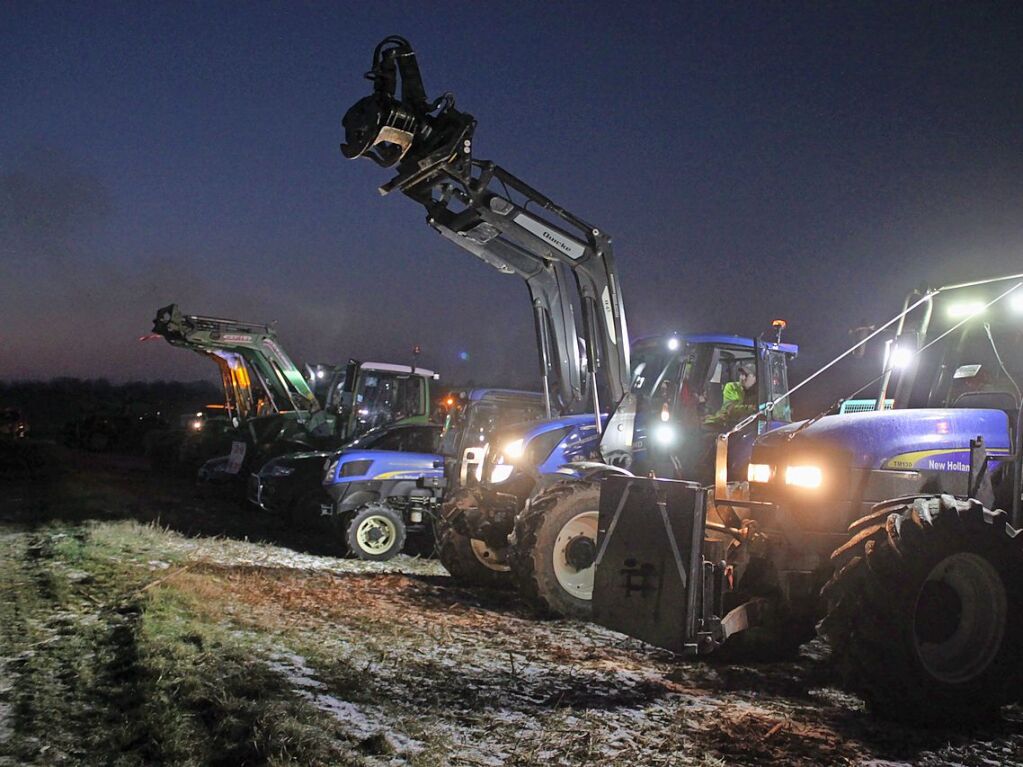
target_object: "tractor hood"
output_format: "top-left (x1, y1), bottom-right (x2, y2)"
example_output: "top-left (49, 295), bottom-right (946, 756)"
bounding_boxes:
top-left (757, 408), bottom-right (1012, 470)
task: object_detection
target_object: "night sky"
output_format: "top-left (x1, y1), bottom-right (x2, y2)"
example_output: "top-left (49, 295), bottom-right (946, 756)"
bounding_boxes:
top-left (2, 2), bottom-right (1021, 405)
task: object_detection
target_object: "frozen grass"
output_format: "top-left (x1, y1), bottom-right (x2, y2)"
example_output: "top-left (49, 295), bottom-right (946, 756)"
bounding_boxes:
top-left (2, 459), bottom-right (1022, 766)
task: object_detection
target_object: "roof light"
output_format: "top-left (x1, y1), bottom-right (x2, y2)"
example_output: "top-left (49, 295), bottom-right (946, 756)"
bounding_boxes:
top-left (947, 301), bottom-right (986, 320)
top-left (888, 345), bottom-right (914, 370)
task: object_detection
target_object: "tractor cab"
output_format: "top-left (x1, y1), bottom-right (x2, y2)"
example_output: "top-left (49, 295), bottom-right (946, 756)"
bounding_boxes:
top-left (438, 389), bottom-right (548, 489)
top-left (324, 360), bottom-right (438, 442)
top-left (898, 316), bottom-right (1022, 426)
top-left (603, 333), bottom-right (798, 483)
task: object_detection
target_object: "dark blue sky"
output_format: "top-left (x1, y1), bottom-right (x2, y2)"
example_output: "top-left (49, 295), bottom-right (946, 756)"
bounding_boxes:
top-left (2, 2), bottom-right (1021, 404)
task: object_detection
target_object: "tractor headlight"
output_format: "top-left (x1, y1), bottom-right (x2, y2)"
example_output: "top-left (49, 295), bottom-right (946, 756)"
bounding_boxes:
top-left (654, 424), bottom-right (676, 445)
top-left (784, 464), bottom-right (823, 489)
top-left (191, 419), bottom-right (203, 431)
top-left (488, 439), bottom-right (524, 483)
top-left (501, 439), bottom-right (525, 459)
top-left (747, 463), bottom-right (773, 483)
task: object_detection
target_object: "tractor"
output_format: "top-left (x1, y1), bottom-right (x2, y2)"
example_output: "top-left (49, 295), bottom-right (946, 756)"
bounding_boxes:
top-left (591, 273), bottom-right (1023, 725)
top-left (341, 36), bottom-right (1023, 725)
top-left (340, 37), bottom-right (797, 612)
top-left (151, 304), bottom-right (438, 486)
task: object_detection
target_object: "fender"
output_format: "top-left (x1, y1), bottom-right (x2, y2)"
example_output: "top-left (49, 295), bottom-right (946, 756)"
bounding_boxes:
top-left (554, 460), bottom-right (635, 483)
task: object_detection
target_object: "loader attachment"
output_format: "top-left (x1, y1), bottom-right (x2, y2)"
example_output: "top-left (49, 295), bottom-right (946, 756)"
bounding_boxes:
top-left (592, 476), bottom-right (725, 656)
top-left (342, 37), bottom-right (631, 422)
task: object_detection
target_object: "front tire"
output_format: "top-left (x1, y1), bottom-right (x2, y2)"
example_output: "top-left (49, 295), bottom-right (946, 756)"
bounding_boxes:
top-left (820, 494), bottom-right (1023, 725)
top-left (345, 504), bottom-right (407, 561)
top-left (511, 481), bottom-right (599, 620)
top-left (435, 488), bottom-right (513, 588)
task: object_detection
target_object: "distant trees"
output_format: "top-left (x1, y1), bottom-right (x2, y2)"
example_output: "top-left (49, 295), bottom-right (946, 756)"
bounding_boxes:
top-left (0, 379), bottom-right (222, 437)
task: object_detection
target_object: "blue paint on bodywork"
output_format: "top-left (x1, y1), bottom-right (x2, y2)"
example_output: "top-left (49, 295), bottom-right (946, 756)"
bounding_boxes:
top-left (633, 333), bottom-right (799, 356)
top-left (326, 450), bottom-right (443, 485)
top-left (757, 408), bottom-right (1012, 469)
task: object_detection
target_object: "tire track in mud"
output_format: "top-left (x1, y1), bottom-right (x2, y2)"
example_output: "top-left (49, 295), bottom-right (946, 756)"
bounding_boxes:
top-left (0, 529), bottom-right (152, 765)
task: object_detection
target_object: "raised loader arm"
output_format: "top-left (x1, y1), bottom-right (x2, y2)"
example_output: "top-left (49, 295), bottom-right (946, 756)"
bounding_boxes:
top-left (152, 305), bottom-right (320, 423)
top-left (342, 36), bottom-right (630, 420)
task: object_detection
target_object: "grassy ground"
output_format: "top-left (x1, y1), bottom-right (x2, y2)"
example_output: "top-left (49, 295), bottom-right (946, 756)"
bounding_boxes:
top-left (1, 446), bottom-right (1021, 766)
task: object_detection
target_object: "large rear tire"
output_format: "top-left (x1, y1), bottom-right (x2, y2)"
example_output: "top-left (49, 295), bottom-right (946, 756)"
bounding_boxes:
top-left (819, 494), bottom-right (1023, 725)
top-left (511, 481), bottom-right (599, 620)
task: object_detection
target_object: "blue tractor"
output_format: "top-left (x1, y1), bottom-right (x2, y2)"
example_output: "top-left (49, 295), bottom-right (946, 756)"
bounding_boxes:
top-left (320, 388), bottom-right (548, 560)
top-left (340, 37), bottom-right (798, 612)
top-left (445, 333), bottom-right (797, 615)
top-left (592, 273), bottom-right (1023, 725)
top-left (342, 37), bottom-right (1023, 725)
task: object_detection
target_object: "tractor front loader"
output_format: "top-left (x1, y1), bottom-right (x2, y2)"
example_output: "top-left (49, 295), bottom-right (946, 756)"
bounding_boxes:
top-left (342, 37), bottom-right (798, 617)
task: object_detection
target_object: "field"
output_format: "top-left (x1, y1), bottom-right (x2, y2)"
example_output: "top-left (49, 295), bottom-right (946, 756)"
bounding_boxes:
top-left (1, 447), bottom-right (1021, 766)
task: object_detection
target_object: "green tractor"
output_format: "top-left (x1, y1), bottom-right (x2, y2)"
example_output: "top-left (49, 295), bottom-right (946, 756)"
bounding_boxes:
top-left (150, 305), bottom-right (438, 486)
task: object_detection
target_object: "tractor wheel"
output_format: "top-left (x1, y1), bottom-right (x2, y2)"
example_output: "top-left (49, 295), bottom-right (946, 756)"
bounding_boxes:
top-left (819, 494), bottom-right (1023, 725)
top-left (436, 520), bottom-right (513, 588)
top-left (511, 480), bottom-right (599, 620)
top-left (345, 504), bottom-right (406, 561)
top-left (435, 488), bottom-right (513, 588)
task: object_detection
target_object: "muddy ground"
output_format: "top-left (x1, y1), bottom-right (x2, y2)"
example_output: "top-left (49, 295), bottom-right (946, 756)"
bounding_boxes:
top-left (1, 446), bottom-right (1021, 766)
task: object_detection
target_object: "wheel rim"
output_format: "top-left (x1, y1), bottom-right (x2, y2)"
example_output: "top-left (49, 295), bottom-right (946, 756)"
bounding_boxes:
top-left (552, 510), bottom-right (599, 601)
top-left (355, 515), bottom-right (398, 555)
top-left (913, 552), bottom-right (1007, 684)
top-left (469, 538), bottom-right (511, 572)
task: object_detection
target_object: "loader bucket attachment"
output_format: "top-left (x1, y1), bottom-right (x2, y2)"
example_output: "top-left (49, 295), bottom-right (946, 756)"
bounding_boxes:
top-left (341, 36), bottom-right (477, 194)
top-left (152, 304), bottom-right (187, 343)
top-left (592, 476), bottom-right (724, 656)
top-left (341, 93), bottom-right (418, 167)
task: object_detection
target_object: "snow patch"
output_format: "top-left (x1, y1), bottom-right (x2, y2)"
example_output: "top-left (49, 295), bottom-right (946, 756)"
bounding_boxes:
top-left (267, 651), bottom-right (424, 757)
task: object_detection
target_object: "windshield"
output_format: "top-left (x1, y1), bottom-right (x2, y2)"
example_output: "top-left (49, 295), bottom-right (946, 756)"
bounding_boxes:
top-left (629, 338), bottom-right (682, 397)
top-left (353, 372), bottom-right (425, 432)
top-left (440, 399), bottom-right (546, 456)
top-left (927, 323), bottom-right (1023, 409)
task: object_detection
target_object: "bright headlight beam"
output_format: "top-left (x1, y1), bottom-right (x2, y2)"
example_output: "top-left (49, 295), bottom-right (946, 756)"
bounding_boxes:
top-left (747, 463), bottom-right (772, 483)
top-left (502, 438), bottom-right (525, 460)
top-left (654, 424), bottom-right (676, 445)
top-left (947, 301), bottom-right (986, 320)
top-left (785, 465), bottom-right (823, 488)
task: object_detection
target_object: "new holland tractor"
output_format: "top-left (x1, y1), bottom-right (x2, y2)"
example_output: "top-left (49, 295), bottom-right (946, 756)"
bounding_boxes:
top-left (591, 273), bottom-right (1023, 724)
top-left (317, 388), bottom-right (548, 561)
top-left (342, 37), bottom-right (1023, 724)
top-left (341, 37), bottom-right (797, 613)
